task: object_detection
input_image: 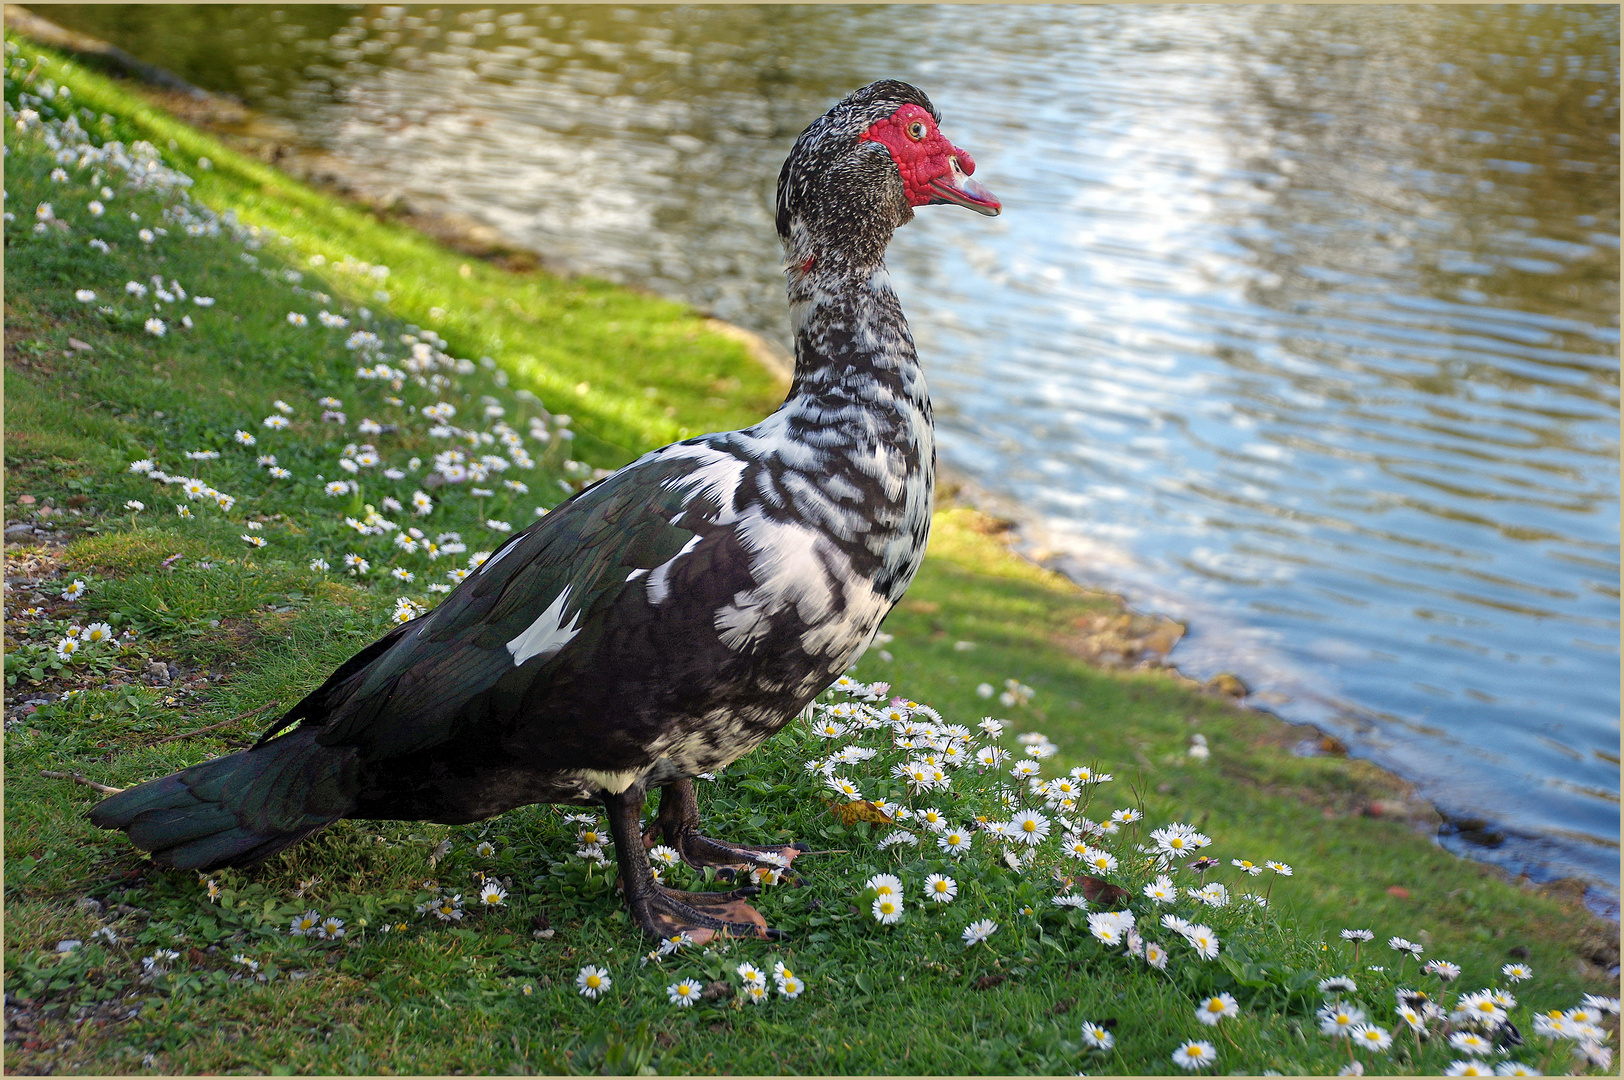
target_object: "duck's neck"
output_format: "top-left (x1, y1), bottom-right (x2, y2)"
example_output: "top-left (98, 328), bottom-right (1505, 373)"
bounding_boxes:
top-left (783, 253), bottom-right (930, 420)
top-left (729, 243), bottom-right (933, 599)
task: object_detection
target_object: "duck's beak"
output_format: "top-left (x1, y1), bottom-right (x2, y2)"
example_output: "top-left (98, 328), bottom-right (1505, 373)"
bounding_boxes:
top-left (928, 154), bottom-right (1000, 216)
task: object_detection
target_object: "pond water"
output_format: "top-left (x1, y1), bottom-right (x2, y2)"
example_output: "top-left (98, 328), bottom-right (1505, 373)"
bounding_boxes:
top-left (40, 4), bottom-right (1620, 902)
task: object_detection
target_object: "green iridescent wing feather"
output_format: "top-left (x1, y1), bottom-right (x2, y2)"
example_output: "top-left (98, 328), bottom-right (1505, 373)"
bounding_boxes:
top-left (283, 454), bottom-right (712, 762)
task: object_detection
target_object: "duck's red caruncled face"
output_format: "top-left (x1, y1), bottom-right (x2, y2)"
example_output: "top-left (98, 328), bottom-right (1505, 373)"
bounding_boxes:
top-left (859, 103), bottom-right (1000, 216)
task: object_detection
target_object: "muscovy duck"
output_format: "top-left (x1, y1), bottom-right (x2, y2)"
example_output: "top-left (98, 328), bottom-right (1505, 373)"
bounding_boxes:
top-left (90, 80), bottom-right (1000, 942)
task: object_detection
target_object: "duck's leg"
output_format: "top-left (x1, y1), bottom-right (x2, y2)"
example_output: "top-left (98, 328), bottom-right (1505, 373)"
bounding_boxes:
top-left (603, 783), bottom-right (784, 943)
top-left (642, 777), bottom-right (808, 885)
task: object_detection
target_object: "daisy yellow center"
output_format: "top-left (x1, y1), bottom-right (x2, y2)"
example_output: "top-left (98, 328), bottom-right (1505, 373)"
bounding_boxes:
top-left (1023, 821), bottom-right (1037, 832)
top-left (587, 975), bottom-right (601, 988)
top-left (1206, 1000), bottom-right (1224, 1013)
top-left (934, 882), bottom-right (948, 893)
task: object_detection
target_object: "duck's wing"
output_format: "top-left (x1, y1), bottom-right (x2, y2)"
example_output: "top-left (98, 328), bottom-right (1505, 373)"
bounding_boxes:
top-left (255, 443), bottom-right (755, 764)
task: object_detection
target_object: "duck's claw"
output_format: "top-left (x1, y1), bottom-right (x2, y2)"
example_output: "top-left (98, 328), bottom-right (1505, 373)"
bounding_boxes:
top-left (633, 884), bottom-right (785, 943)
top-left (676, 834), bottom-right (809, 887)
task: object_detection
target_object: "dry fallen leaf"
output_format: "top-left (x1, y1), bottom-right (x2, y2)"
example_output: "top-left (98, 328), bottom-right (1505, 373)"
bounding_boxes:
top-left (828, 800), bottom-right (895, 827)
top-left (1056, 874), bottom-right (1132, 907)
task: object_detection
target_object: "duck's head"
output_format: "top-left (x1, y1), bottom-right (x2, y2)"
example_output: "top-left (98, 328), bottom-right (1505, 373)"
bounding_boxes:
top-left (776, 80), bottom-right (999, 269)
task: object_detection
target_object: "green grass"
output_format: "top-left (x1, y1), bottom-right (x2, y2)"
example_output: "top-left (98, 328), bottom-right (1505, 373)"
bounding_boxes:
top-left (4, 34), bottom-right (1617, 1076)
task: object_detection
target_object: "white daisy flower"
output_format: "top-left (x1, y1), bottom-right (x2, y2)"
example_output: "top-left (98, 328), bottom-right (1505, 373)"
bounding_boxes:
top-left (924, 873), bottom-right (958, 903)
top-left (576, 965), bottom-right (611, 1000)
top-left (1009, 810), bottom-right (1051, 846)
top-left (961, 919), bottom-right (998, 947)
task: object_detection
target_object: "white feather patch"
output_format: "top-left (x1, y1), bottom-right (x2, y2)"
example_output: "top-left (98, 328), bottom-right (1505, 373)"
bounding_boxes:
top-left (646, 534), bottom-right (703, 605)
top-left (712, 515), bottom-right (886, 658)
top-left (505, 586), bottom-right (582, 666)
top-left (662, 449), bottom-right (748, 509)
top-left (573, 768), bottom-right (641, 795)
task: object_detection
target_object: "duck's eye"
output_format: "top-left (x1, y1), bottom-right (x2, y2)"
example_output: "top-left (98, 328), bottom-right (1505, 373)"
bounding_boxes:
top-left (907, 121), bottom-right (927, 141)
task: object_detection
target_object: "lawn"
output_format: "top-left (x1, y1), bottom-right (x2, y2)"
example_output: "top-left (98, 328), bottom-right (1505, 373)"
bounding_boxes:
top-left (3, 33), bottom-right (1617, 1076)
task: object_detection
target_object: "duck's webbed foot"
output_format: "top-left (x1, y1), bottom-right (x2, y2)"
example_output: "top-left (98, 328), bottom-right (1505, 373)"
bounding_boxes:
top-left (632, 884), bottom-right (784, 945)
top-left (642, 777), bottom-right (808, 886)
top-left (604, 784), bottom-right (785, 944)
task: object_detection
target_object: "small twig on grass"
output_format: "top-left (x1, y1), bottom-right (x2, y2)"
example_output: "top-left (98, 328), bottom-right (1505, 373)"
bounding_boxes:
top-left (146, 700), bottom-right (279, 746)
top-left (41, 770), bottom-right (124, 795)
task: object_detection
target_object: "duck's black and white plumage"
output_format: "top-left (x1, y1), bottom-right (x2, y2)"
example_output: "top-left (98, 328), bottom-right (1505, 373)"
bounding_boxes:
top-left (91, 80), bottom-right (999, 941)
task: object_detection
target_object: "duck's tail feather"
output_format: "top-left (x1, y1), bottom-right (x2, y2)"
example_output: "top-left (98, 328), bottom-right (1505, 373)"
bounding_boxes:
top-left (88, 726), bottom-right (359, 871)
